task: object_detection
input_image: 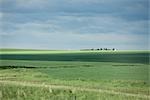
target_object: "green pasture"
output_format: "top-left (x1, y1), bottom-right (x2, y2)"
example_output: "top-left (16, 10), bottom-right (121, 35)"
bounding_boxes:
top-left (0, 50), bottom-right (149, 64)
top-left (0, 60), bottom-right (148, 81)
top-left (0, 49), bottom-right (149, 100)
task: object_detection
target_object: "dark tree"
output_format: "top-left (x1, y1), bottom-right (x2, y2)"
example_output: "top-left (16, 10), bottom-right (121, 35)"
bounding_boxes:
top-left (91, 48), bottom-right (94, 51)
top-left (112, 48), bottom-right (115, 51)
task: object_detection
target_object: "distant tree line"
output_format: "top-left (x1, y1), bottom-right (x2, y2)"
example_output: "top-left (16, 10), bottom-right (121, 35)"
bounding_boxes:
top-left (80, 48), bottom-right (117, 51)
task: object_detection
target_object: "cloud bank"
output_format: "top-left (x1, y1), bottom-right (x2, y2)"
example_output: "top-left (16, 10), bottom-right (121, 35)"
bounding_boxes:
top-left (0, 0), bottom-right (149, 50)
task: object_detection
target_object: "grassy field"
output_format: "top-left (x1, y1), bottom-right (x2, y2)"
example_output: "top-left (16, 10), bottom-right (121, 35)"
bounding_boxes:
top-left (0, 49), bottom-right (149, 100)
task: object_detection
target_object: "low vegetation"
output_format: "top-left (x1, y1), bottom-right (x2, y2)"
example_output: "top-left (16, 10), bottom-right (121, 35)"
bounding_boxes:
top-left (0, 49), bottom-right (149, 100)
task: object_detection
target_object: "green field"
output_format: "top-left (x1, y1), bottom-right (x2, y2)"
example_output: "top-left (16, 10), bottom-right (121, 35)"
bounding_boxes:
top-left (0, 49), bottom-right (149, 100)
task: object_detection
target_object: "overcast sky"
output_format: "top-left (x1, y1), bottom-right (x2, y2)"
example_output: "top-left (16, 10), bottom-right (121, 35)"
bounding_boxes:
top-left (0, 0), bottom-right (149, 50)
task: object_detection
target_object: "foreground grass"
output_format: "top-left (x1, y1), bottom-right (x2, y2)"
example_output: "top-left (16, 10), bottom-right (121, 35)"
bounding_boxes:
top-left (0, 82), bottom-right (149, 100)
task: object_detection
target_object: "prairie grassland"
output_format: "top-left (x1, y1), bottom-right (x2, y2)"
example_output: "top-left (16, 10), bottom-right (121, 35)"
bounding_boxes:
top-left (0, 50), bottom-right (149, 100)
top-left (0, 81), bottom-right (149, 100)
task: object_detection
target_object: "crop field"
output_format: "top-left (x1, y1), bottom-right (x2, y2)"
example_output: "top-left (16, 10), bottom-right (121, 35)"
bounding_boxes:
top-left (0, 49), bottom-right (149, 100)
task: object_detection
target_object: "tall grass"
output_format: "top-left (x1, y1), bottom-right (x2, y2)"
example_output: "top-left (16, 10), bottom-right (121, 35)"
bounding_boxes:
top-left (0, 83), bottom-right (147, 100)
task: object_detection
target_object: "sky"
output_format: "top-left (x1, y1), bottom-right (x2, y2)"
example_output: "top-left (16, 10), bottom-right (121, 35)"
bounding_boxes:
top-left (0, 0), bottom-right (149, 50)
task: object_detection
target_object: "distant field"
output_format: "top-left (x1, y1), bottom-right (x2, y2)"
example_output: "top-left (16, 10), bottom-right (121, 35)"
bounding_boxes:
top-left (0, 49), bottom-right (149, 100)
top-left (0, 50), bottom-right (149, 64)
top-left (0, 49), bottom-right (149, 54)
